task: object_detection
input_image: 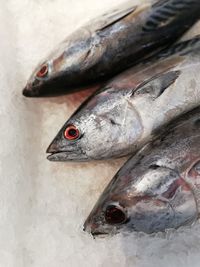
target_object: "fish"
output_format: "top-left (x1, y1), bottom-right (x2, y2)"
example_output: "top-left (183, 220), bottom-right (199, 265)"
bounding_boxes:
top-left (84, 106), bottom-right (200, 236)
top-left (47, 35), bottom-right (200, 161)
top-left (23, 0), bottom-right (200, 97)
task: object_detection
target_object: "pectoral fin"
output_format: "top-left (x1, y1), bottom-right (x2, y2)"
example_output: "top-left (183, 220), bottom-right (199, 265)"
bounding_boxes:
top-left (132, 70), bottom-right (181, 99)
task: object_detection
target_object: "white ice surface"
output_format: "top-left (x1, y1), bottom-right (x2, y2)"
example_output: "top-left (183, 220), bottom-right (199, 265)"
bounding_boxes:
top-left (1, 0), bottom-right (200, 266)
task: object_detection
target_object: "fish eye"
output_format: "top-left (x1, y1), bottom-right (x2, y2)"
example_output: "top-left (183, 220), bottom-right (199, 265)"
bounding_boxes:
top-left (64, 125), bottom-right (80, 140)
top-left (105, 205), bottom-right (127, 225)
top-left (36, 64), bottom-right (48, 78)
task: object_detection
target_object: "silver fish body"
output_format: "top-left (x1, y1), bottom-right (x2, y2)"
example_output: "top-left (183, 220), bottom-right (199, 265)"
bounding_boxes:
top-left (84, 107), bottom-right (200, 235)
top-left (47, 36), bottom-right (200, 161)
top-left (23, 0), bottom-right (200, 97)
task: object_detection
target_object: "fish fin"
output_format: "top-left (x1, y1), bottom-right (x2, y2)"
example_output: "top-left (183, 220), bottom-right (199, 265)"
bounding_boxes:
top-left (132, 70), bottom-right (181, 99)
top-left (88, 1), bottom-right (147, 32)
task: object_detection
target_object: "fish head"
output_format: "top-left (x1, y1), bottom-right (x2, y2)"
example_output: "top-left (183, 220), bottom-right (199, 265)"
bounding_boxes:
top-left (47, 89), bottom-right (144, 161)
top-left (46, 114), bottom-right (91, 161)
top-left (23, 30), bottom-right (94, 97)
top-left (84, 162), bottom-right (198, 236)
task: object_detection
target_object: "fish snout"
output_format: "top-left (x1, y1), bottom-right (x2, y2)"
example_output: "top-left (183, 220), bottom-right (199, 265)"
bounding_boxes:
top-left (23, 87), bottom-right (32, 97)
top-left (46, 141), bottom-right (60, 154)
top-left (46, 137), bottom-right (68, 161)
top-left (46, 131), bottom-right (67, 154)
top-left (83, 203), bottom-right (124, 236)
top-left (46, 137), bottom-right (87, 161)
top-left (83, 220), bottom-right (98, 234)
top-left (83, 207), bottom-right (105, 235)
top-left (83, 217), bottom-right (110, 237)
top-left (22, 82), bottom-right (41, 97)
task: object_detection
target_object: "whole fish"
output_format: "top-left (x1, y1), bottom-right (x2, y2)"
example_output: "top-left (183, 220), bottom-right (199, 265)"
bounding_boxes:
top-left (47, 35), bottom-right (200, 161)
top-left (84, 107), bottom-right (200, 235)
top-left (23, 0), bottom-right (200, 97)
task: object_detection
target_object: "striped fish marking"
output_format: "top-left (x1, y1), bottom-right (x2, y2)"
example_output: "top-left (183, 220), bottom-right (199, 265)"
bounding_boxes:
top-left (143, 0), bottom-right (199, 32)
top-left (158, 35), bottom-right (200, 58)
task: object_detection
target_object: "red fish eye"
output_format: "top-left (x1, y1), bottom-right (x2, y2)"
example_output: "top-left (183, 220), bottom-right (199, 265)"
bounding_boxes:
top-left (64, 125), bottom-right (80, 140)
top-left (36, 64), bottom-right (48, 78)
top-left (105, 205), bottom-right (126, 225)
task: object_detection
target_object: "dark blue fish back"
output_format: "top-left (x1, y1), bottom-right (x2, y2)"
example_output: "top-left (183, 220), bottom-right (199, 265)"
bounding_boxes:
top-left (143, 0), bottom-right (199, 32)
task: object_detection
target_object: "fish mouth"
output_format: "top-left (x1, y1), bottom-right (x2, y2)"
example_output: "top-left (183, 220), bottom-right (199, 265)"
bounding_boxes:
top-left (83, 213), bottom-right (113, 237)
top-left (22, 84), bottom-right (40, 97)
top-left (46, 138), bottom-right (88, 161)
top-left (90, 232), bottom-right (108, 238)
top-left (83, 222), bottom-right (107, 237)
top-left (47, 151), bottom-right (81, 161)
top-left (83, 221), bottom-right (113, 237)
top-left (23, 87), bottom-right (35, 97)
top-left (47, 149), bottom-right (88, 162)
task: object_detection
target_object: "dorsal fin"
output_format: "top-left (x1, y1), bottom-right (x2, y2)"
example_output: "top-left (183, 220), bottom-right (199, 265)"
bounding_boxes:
top-left (132, 70), bottom-right (181, 99)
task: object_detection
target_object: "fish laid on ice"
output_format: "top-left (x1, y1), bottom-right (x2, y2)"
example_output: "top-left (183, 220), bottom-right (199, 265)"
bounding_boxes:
top-left (84, 107), bottom-right (200, 235)
top-left (23, 0), bottom-right (200, 97)
top-left (47, 35), bottom-right (200, 161)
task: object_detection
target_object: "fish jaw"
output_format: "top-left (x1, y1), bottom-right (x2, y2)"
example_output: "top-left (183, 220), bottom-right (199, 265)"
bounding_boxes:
top-left (83, 202), bottom-right (123, 236)
top-left (83, 220), bottom-right (117, 237)
top-left (23, 87), bottom-right (35, 97)
top-left (46, 141), bottom-right (88, 162)
top-left (47, 151), bottom-right (88, 162)
top-left (23, 82), bottom-right (41, 97)
top-left (47, 151), bottom-right (87, 162)
top-left (23, 75), bottom-right (72, 97)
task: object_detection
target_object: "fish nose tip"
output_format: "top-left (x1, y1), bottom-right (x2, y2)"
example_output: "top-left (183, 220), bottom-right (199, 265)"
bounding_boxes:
top-left (83, 222), bottom-right (93, 235)
top-left (22, 85), bottom-right (38, 97)
top-left (83, 223), bottom-right (87, 232)
top-left (83, 217), bottom-right (99, 234)
top-left (46, 142), bottom-right (58, 154)
top-left (83, 218), bottom-right (92, 233)
top-left (22, 83), bottom-right (40, 97)
top-left (22, 87), bottom-right (32, 97)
